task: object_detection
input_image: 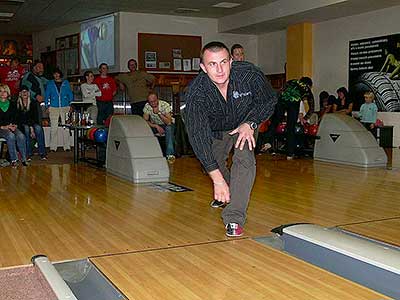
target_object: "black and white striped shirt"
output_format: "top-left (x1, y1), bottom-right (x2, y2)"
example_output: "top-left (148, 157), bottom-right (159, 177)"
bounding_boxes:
top-left (185, 61), bottom-right (277, 172)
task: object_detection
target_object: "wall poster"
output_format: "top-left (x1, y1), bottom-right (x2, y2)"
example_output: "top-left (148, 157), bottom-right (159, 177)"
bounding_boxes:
top-left (349, 33), bottom-right (400, 111)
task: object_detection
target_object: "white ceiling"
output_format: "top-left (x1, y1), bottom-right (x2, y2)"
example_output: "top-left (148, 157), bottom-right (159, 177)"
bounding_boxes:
top-left (0, 0), bottom-right (399, 35)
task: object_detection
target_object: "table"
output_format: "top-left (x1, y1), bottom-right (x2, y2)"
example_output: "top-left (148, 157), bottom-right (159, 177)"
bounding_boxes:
top-left (376, 125), bottom-right (393, 148)
top-left (66, 125), bottom-right (93, 163)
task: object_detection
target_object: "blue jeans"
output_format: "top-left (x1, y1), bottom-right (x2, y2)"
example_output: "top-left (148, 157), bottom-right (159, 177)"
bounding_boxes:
top-left (96, 101), bottom-right (114, 125)
top-left (22, 124), bottom-right (46, 157)
top-left (0, 128), bottom-right (27, 162)
top-left (152, 124), bottom-right (175, 156)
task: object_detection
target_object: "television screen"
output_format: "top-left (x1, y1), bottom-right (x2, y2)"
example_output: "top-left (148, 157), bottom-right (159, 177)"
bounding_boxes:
top-left (80, 14), bottom-right (115, 70)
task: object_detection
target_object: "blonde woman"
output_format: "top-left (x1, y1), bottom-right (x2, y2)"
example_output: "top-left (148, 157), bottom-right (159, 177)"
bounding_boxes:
top-left (0, 84), bottom-right (28, 167)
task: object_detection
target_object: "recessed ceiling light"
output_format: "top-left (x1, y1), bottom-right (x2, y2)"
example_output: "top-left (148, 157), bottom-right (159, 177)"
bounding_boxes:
top-left (175, 7), bottom-right (200, 13)
top-left (212, 2), bottom-right (241, 8)
top-left (0, 12), bottom-right (14, 17)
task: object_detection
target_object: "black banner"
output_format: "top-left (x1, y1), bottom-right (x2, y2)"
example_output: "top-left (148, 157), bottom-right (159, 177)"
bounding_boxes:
top-left (348, 34), bottom-right (400, 112)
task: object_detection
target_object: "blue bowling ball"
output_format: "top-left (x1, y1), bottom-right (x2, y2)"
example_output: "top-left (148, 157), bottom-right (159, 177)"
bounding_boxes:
top-left (94, 128), bottom-right (108, 143)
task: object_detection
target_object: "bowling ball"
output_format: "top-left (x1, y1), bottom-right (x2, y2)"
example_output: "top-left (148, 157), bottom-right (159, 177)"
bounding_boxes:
top-left (259, 119), bottom-right (270, 133)
top-left (375, 119), bottom-right (384, 127)
top-left (275, 122), bottom-right (286, 134)
top-left (303, 123), bottom-right (310, 135)
top-left (94, 128), bottom-right (108, 143)
top-left (42, 119), bottom-right (49, 127)
top-left (86, 128), bottom-right (93, 139)
top-left (294, 123), bottom-right (304, 135)
top-left (308, 124), bottom-right (319, 136)
top-left (89, 128), bottom-right (98, 140)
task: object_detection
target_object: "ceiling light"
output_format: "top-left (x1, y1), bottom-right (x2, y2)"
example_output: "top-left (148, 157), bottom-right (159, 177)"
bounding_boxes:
top-left (175, 7), bottom-right (200, 13)
top-left (0, 12), bottom-right (14, 17)
top-left (212, 2), bottom-right (241, 8)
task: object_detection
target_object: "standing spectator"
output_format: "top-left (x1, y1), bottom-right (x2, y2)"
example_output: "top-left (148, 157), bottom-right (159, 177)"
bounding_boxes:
top-left (333, 87), bottom-right (353, 115)
top-left (231, 44), bottom-right (245, 62)
top-left (81, 70), bottom-right (101, 124)
top-left (359, 91), bottom-right (378, 136)
top-left (0, 84), bottom-right (27, 167)
top-left (264, 77), bottom-right (313, 160)
top-left (16, 86), bottom-right (47, 160)
top-left (0, 57), bottom-right (26, 100)
top-left (94, 63), bottom-right (117, 125)
top-left (21, 60), bottom-right (48, 122)
top-left (143, 92), bottom-right (175, 161)
top-left (116, 59), bottom-right (155, 115)
top-left (45, 68), bottom-right (73, 152)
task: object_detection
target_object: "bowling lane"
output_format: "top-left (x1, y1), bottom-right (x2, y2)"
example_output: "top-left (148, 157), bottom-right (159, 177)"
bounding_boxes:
top-left (340, 218), bottom-right (400, 247)
top-left (91, 239), bottom-right (389, 300)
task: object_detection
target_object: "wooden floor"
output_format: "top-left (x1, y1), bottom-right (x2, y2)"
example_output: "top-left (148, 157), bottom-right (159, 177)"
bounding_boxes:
top-left (1, 151), bottom-right (400, 299)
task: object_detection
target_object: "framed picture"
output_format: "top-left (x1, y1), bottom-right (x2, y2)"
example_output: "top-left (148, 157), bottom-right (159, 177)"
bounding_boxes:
top-left (159, 62), bottom-right (171, 69)
top-left (173, 59), bottom-right (182, 71)
top-left (172, 48), bottom-right (182, 58)
top-left (183, 59), bottom-right (191, 71)
top-left (192, 58), bottom-right (200, 71)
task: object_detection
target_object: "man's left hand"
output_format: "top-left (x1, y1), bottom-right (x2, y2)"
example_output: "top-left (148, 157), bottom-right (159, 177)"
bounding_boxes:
top-left (229, 123), bottom-right (255, 151)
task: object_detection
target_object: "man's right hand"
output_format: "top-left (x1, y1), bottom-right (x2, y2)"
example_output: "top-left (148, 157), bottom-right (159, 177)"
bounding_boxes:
top-left (36, 95), bottom-right (44, 103)
top-left (209, 169), bottom-right (230, 203)
top-left (213, 181), bottom-right (230, 204)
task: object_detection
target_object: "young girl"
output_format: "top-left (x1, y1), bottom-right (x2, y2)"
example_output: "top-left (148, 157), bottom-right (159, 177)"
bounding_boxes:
top-left (80, 70), bottom-right (101, 124)
top-left (16, 86), bottom-right (47, 160)
top-left (45, 68), bottom-right (73, 152)
top-left (0, 84), bottom-right (28, 167)
top-left (359, 91), bottom-right (378, 136)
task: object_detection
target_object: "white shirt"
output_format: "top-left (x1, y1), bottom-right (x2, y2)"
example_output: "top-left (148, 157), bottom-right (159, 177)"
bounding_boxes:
top-left (80, 83), bottom-right (102, 105)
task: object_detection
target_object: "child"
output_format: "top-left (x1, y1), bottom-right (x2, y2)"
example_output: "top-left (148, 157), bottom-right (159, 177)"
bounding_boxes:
top-left (0, 84), bottom-right (28, 167)
top-left (359, 91), bottom-right (378, 136)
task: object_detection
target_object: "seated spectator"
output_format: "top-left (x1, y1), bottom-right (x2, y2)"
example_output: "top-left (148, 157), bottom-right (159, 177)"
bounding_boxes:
top-left (358, 91), bottom-right (378, 136)
top-left (143, 92), bottom-right (175, 162)
top-left (318, 91), bottom-right (330, 118)
top-left (332, 87), bottom-right (353, 115)
top-left (0, 84), bottom-right (27, 167)
top-left (16, 86), bottom-right (47, 160)
top-left (81, 70), bottom-right (101, 124)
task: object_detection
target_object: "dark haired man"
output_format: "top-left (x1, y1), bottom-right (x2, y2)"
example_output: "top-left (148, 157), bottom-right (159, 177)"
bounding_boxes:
top-left (185, 41), bottom-right (277, 237)
top-left (21, 60), bottom-right (48, 121)
top-left (263, 76), bottom-right (314, 160)
top-left (116, 59), bottom-right (155, 115)
top-left (230, 44), bottom-right (245, 61)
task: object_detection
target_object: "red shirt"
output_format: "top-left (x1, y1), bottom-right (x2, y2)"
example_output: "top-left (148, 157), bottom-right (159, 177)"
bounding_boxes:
top-left (0, 65), bottom-right (26, 96)
top-left (94, 76), bottom-right (117, 102)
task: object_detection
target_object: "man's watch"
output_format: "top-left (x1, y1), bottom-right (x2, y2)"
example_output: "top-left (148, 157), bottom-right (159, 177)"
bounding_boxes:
top-left (246, 121), bottom-right (258, 130)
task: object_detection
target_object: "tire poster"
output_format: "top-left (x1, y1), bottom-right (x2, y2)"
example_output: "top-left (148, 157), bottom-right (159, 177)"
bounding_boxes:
top-left (349, 33), bottom-right (400, 112)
